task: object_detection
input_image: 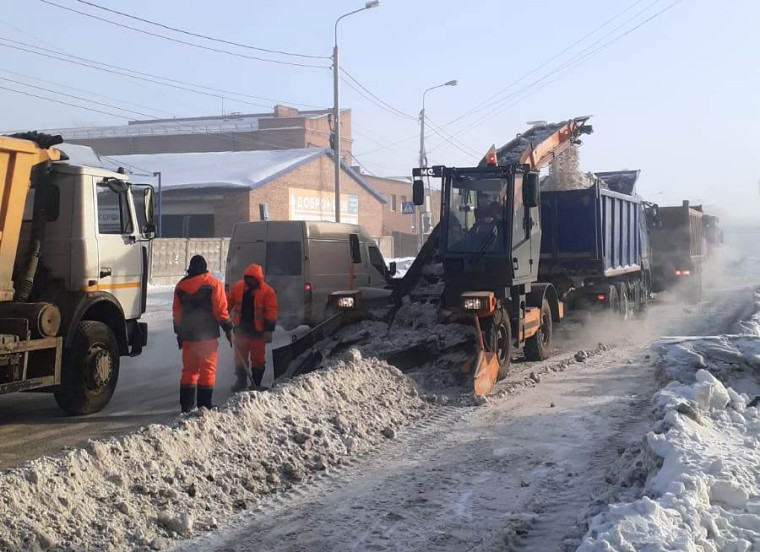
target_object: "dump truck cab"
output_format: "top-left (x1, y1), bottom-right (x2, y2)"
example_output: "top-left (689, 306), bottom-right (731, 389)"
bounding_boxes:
top-left (0, 133), bottom-right (155, 415)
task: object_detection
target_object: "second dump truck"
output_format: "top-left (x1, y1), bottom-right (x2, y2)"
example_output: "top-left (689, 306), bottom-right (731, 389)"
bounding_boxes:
top-left (538, 170), bottom-right (653, 317)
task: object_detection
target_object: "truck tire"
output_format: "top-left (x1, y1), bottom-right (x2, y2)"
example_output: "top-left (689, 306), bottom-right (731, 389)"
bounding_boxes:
top-left (525, 299), bottom-right (552, 362)
top-left (617, 282), bottom-right (630, 320)
top-left (484, 309), bottom-right (512, 380)
top-left (54, 321), bottom-right (120, 416)
top-left (607, 285), bottom-right (620, 314)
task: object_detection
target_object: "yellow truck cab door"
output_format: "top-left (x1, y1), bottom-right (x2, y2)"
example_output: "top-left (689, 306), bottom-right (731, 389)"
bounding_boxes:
top-left (92, 177), bottom-right (145, 320)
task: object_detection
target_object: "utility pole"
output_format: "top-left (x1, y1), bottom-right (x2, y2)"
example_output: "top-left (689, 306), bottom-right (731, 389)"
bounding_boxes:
top-left (333, 1), bottom-right (379, 223)
top-left (418, 79), bottom-right (457, 249)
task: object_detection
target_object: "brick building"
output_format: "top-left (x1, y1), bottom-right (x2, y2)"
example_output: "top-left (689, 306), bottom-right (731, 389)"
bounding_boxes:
top-left (52, 105), bottom-right (353, 163)
top-left (106, 148), bottom-right (385, 238)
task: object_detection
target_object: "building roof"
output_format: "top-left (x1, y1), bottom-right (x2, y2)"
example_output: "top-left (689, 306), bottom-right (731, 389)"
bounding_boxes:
top-left (38, 107), bottom-right (335, 141)
top-left (102, 148), bottom-right (386, 203)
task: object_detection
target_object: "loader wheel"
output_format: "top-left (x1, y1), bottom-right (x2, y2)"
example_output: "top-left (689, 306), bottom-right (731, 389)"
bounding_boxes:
top-left (54, 321), bottom-right (120, 416)
top-left (484, 310), bottom-right (512, 380)
top-left (525, 300), bottom-right (552, 362)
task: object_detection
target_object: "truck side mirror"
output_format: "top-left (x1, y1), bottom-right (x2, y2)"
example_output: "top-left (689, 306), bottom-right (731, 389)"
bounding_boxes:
top-left (143, 187), bottom-right (155, 225)
top-left (142, 222), bottom-right (157, 239)
top-left (349, 233), bottom-right (362, 264)
top-left (524, 173), bottom-right (540, 208)
top-left (413, 179), bottom-right (425, 206)
top-left (388, 261), bottom-right (397, 276)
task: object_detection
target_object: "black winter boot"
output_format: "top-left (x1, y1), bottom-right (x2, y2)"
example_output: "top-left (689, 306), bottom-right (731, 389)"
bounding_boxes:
top-left (250, 364), bottom-right (265, 390)
top-left (231, 366), bottom-right (249, 393)
top-left (180, 385), bottom-right (196, 413)
top-left (197, 386), bottom-right (215, 409)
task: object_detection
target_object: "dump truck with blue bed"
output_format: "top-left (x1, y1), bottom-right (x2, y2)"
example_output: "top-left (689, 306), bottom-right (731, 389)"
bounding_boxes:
top-left (537, 170), bottom-right (653, 317)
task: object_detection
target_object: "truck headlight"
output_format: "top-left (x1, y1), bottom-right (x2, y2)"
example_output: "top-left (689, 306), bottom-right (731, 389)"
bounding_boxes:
top-left (460, 292), bottom-right (496, 314)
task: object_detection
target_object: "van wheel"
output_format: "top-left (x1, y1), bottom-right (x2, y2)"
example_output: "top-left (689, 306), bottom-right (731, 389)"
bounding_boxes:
top-left (54, 321), bottom-right (120, 416)
top-left (525, 300), bottom-right (552, 361)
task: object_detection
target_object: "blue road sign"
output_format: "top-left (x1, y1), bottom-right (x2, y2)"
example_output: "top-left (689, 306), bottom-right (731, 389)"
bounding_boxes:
top-left (401, 201), bottom-right (415, 214)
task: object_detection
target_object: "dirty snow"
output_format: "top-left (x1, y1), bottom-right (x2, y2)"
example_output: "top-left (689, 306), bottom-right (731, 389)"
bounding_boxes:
top-left (543, 144), bottom-right (594, 191)
top-left (578, 292), bottom-right (760, 552)
top-left (0, 355), bottom-right (428, 552)
top-left (387, 257), bottom-right (415, 278)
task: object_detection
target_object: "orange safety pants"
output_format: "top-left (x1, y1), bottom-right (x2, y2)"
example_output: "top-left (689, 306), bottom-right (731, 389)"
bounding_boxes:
top-left (233, 336), bottom-right (266, 368)
top-left (181, 339), bottom-right (218, 387)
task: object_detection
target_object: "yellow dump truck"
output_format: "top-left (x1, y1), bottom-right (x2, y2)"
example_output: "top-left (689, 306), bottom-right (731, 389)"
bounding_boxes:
top-left (0, 132), bottom-right (155, 414)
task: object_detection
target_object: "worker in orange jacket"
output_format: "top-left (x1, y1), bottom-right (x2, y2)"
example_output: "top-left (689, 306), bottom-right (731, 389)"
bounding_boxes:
top-left (227, 263), bottom-right (278, 392)
top-left (173, 255), bottom-right (233, 412)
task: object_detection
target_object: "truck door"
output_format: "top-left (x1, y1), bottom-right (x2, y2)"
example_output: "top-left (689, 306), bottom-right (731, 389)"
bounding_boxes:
top-left (511, 173), bottom-right (532, 280)
top-left (93, 178), bottom-right (145, 320)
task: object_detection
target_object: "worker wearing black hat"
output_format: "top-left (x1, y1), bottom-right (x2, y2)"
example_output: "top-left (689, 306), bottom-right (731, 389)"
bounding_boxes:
top-left (172, 255), bottom-right (233, 412)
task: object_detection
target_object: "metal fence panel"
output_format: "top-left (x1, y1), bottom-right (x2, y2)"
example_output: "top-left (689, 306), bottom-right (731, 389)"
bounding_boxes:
top-left (150, 238), bottom-right (230, 285)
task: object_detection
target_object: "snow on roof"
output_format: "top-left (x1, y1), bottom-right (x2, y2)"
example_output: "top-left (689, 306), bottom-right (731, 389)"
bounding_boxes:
top-left (102, 148), bottom-right (386, 202)
top-left (55, 142), bottom-right (103, 168)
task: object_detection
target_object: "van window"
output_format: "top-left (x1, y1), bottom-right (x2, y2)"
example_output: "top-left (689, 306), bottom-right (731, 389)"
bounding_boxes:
top-left (266, 241), bottom-right (302, 276)
top-left (368, 245), bottom-right (386, 276)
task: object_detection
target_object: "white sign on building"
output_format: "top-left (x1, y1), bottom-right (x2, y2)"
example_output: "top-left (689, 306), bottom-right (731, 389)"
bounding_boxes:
top-left (288, 188), bottom-right (359, 225)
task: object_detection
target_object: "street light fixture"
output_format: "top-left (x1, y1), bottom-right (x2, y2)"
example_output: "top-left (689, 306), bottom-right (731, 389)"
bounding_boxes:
top-left (417, 79), bottom-right (457, 248)
top-left (332, 1), bottom-right (380, 222)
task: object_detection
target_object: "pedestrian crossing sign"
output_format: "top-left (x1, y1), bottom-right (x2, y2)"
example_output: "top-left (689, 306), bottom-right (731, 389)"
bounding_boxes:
top-left (401, 201), bottom-right (415, 214)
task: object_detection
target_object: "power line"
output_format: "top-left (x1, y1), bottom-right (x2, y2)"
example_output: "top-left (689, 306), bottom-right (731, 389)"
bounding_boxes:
top-left (38, 0), bottom-right (330, 69)
top-left (0, 75), bottom-right (162, 119)
top-left (0, 37), bottom-right (322, 112)
top-left (0, 82), bottom-right (136, 119)
top-left (341, 69), bottom-right (416, 120)
top-left (71, 0), bottom-right (329, 60)
top-left (350, 154), bottom-right (376, 176)
top-left (443, 0), bottom-right (681, 141)
top-left (0, 65), bottom-right (174, 117)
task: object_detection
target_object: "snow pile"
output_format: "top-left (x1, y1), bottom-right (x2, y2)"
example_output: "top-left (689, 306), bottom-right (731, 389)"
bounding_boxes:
top-left (0, 356), bottom-right (428, 552)
top-left (578, 323), bottom-right (760, 550)
top-left (543, 145), bottom-right (593, 191)
top-left (387, 257), bottom-right (415, 279)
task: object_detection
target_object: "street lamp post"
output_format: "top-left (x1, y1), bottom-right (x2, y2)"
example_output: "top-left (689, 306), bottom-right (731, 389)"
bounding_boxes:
top-left (418, 79), bottom-right (457, 248)
top-left (333, 0), bottom-right (379, 223)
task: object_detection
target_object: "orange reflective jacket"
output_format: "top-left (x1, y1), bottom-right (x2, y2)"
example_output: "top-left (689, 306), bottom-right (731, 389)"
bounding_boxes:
top-left (227, 264), bottom-right (278, 333)
top-left (173, 272), bottom-right (232, 341)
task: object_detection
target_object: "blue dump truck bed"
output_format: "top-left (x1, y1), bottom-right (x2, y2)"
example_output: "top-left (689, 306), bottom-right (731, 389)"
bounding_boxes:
top-left (539, 177), bottom-right (643, 278)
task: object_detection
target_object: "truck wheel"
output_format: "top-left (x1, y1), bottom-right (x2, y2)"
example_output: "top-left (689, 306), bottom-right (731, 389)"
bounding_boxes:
top-left (607, 286), bottom-right (620, 314)
top-left (525, 299), bottom-right (552, 362)
top-left (54, 321), bottom-right (120, 416)
top-left (617, 283), bottom-right (630, 320)
top-left (687, 273), bottom-right (703, 304)
top-left (484, 310), bottom-right (512, 380)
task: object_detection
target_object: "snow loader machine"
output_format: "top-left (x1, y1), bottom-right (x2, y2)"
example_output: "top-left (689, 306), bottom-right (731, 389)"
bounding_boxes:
top-left (273, 117), bottom-right (593, 397)
top-left (0, 133), bottom-right (155, 415)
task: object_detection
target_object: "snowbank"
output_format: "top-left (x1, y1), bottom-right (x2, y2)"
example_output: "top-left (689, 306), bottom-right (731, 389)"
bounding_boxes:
top-left (578, 296), bottom-right (760, 551)
top-left (0, 355), bottom-right (428, 551)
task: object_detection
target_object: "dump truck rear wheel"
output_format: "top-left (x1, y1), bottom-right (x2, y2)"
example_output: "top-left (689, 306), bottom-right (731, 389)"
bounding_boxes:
top-left (525, 299), bottom-right (552, 362)
top-left (617, 282), bottom-right (630, 320)
top-left (608, 286), bottom-right (620, 314)
top-left (54, 321), bottom-right (120, 416)
top-left (484, 310), bottom-right (512, 380)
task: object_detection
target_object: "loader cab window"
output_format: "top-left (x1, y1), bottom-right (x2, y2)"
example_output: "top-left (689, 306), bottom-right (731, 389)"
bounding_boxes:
top-left (97, 180), bottom-right (133, 235)
top-left (446, 176), bottom-right (507, 254)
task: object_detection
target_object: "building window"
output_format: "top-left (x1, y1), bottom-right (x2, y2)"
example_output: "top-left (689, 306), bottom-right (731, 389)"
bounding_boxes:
top-left (391, 194), bottom-right (397, 212)
top-left (162, 214), bottom-right (215, 238)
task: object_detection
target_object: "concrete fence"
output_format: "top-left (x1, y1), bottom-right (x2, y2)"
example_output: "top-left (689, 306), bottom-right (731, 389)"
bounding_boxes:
top-left (149, 238), bottom-right (230, 285)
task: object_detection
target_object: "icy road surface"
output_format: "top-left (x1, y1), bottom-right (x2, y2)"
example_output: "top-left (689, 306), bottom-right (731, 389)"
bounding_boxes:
top-left (0, 287), bottom-right (307, 470)
top-left (175, 288), bottom-right (756, 552)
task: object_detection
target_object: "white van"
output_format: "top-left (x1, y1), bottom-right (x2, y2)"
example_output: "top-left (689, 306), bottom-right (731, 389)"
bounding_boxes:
top-left (226, 221), bottom-right (395, 329)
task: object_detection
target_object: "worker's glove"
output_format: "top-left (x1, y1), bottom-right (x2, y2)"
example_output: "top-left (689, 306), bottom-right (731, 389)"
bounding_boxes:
top-left (176, 335), bottom-right (183, 350)
top-left (263, 331), bottom-right (273, 344)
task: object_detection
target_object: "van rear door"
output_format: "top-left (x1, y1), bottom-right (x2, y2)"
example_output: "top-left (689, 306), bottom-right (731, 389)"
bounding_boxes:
top-left (264, 238), bottom-right (305, 330)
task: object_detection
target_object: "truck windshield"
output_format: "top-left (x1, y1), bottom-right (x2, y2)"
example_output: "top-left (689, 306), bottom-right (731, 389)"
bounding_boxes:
top-left (446, 177), bottom-right (507, 254)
